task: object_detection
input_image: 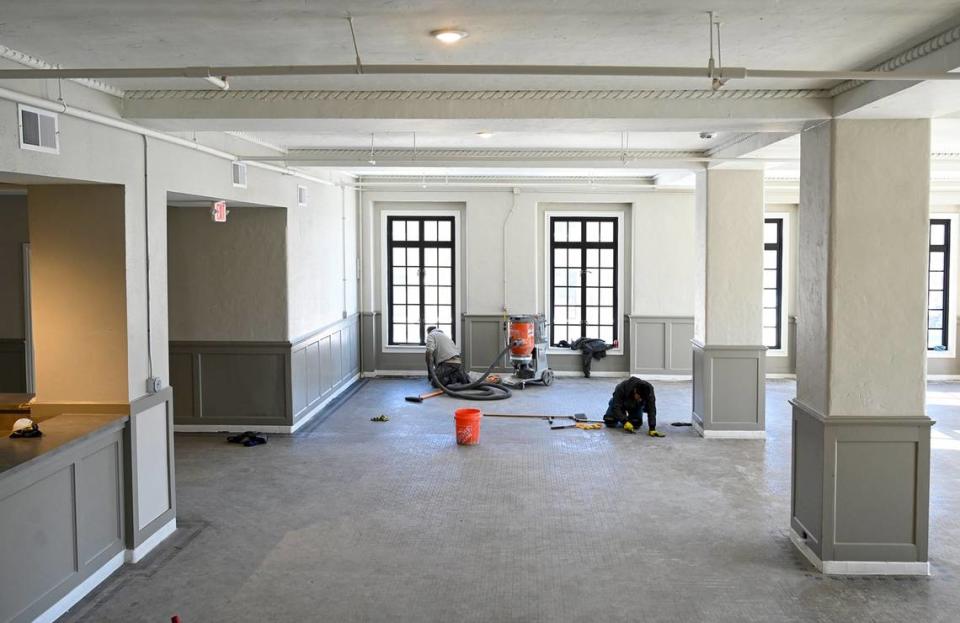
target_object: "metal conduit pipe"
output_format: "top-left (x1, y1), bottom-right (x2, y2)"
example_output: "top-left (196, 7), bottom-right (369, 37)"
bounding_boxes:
top-left (1, 64), bottom-right (959, 82)
top-left (0, 85), bottom-right (337, 187)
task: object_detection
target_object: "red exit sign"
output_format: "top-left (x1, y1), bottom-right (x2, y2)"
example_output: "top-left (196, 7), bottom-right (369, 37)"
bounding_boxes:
top-left (211, 200), bottom-right (228, 222)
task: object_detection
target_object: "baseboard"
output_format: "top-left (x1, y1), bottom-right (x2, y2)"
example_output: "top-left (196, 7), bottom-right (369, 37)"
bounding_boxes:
top-left (638, 374), bottom-right (693, 381)
top-left (692, 419), bottom-right (766, 439)
top-left (766, 373), bottom-right (797, 379)
top-left (289, 374), bottom-right (360, 433)
top-left (789, 528), bottom-right (929, 576)
top-left (126, 517), bottom-right (177, 564)
top-left (173, 375), bottom-right (361, 434)
top-left (33, 550), bottom-right (125, 623)
top-left (363, 369), bottom-right (427, 378)
top-left (928, 374), bottom-right (960, 381)
top-left (553, 370), bottom-right (629, 378)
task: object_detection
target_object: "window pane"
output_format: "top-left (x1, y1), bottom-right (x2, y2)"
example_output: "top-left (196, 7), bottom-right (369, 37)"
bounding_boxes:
top-left (438, 220), bottom-right (452, 241)
top-left (586, 249), bottom-right (599, 267)
top-left (764, 269), bottom-right (778, 289)
top-left (586, 288), bottom-right (599, 305)
top-left (438, 248), bottom-right (452, 267)
top-left (600, 249), bottom-right (614, 267)
top-left (764, 221), bottom-right (779, 245)
top-left (600, 221), bottom-right (614, 242)
top-left (406, 248), bottom-right (419, 266)
top-left (763, 308), bottom-right (778, 327)
top-left (553, 220), bottom-right (567, 242)
top-left (930, 251), bottom-right (945, 271)
top-left (568, 221), bottom-right (582, 242)
top-left (929, 290), bottom-right (944, 310)
top-left (554, 269), bottom-right (567, 286)
top-left (393, 267), bottom-right (406, 285)
top-left (586, 307), bottom-right (599, 324)
top-left (553, 325), bottom-right (568, 344)
top-left (600, 269), bottom-right (614, 287)
top-left (764, 250), bottom-right (779, 268)
top-left (438, 287), bottom-right (452, 305)
top-left (424, 267), bottom-right (438, 285)
top-left (406, 287), bottom-right (420, 304)
top-left (763, 327), bottom-right (778, 347)
top-left (439, 324), bottom-right (453, 337)
top-left (929, 310), bottom-right (944, 330)
top-left (439, 306), bottom-right (452, 323)
top-left (393, 286), bottom-right (406, 304)
top-left (393, 324), bottom-right (407, 343)
top-left (568, 269), bottom-right (581, 287)
top-left (424, 247), bottom-right (437, 267)
top-left (554, 306), bottom-right (568, 323)
top-left (600, 307), bottom-right (613, 324)
top-left (586, 269), bottom-right (599, 286)
top-left (929, 329), bottom-right (945, 349)
top-left (424, 305), bottom-right (438, 324)
top-left (554, 248), bottom-right (567, 267)
top-left (931, 224), bottom-right (946, 246)
top-left (407, 267), bottom-right (420, 285)
top-left (567, 248), bottom-right (581, 267)
top-left (554, 288), bottom-right (567, 306)
top-left (568, 305), bottom-right (581, 322)
top-left (599, 326), bottom-right (614, 344)
top-left (392, 247), bottom-right (406, 267)
top-left (407, 305), bottom-right (421, 323)
top-left (425, 286), bottom-right (438, 304)
top-left (439, 268), bottom-right (452, 286)
top-left (393, 305), bottom-right (406, 322)
top-left (600, 288), bottom-right (613, 306)
top-left (392, 220), bottom-right (406, 241)
top-left (406, 221), bottom-right (419, 241)
top-left (763, 289), bottom-right (777, 308)
top-left (424, 220), bottom-right (438, 241)
top-left (587, 324), bottom-right (600, 337)
top-left (930, 271), bottom-right (944, 291)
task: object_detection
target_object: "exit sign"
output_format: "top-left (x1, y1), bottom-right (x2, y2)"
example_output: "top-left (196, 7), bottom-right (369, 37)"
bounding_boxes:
top-left (211, 200), bottom-right (228, 222)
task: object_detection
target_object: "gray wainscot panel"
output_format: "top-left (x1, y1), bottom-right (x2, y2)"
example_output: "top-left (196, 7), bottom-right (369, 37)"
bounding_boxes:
top-left (171, 314), bottom-right (360, 428)
top-left (790, 399), bottom-right (932, 566)
top-left (629, 316), bottom-right (694, 375)
top-left (691, 340), bottom-right (766, 434)
top-left (0, 338), bottom-right (26, 393)
top-left (290, 314), bottom-right (361, 426)
top-left (0, 416), bottom-right (126, 623)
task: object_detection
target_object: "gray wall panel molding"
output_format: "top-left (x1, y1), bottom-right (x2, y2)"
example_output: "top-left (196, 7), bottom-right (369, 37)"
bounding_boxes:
top-left (691, 341), bottom-right (766, 434)
top-left (289, 314), bottom-right (361, 425)
top-left (0, 423), bottom-right (125, 623)
top-left (290, 312), bottom-right (360, 349)
top-left (629, 315), bottom-right (694, 374)
top-left (790, 399), bottom-right (932, 567)
top-left (126, 387), bottom-right (176, 550)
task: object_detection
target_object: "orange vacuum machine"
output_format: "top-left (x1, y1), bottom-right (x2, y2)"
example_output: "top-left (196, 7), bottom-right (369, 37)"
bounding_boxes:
top-left (505, 314), bottom-right (554, 388)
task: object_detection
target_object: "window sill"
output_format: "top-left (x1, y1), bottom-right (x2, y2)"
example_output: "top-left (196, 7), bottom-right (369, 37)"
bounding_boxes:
top-left (928, 350), bottom-right (956, 359)
top-left (767, 349), bottom-right (789, 358)
top-left (548, 347), bottom-right (624, 357)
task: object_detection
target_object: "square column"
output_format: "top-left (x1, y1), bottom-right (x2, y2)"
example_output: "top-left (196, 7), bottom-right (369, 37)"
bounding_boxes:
top-left (791, 119), bottom-right (933, 575)
top-left (692, 168), bottom-right (767, 438)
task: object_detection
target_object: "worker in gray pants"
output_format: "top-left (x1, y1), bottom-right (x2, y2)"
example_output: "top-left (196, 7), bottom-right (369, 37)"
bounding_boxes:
top-left (603, 377), bottom-right (664, 437)
top-left (425, 326), bottom-right (471, 388)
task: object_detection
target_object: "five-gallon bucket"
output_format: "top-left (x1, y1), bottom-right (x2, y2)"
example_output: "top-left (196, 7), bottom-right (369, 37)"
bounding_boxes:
top-left (455, 408), bottom-right (482, 445)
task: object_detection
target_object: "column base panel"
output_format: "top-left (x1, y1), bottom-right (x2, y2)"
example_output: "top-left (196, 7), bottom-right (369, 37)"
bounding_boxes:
top-left (692, 419), bottom-right (766, 439)
top-left (790, 528), bottom-right (930, 576)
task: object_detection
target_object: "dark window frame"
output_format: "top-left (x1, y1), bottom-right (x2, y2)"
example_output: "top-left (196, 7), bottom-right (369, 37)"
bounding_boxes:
top-left (928, 218), bottom-right (951, 351)
top-left (386, 215), bottom-right (457, 346)
top-left (763, 217), bottom-right (784, 351)
top-left (548, 215), bottom-right (620, 347)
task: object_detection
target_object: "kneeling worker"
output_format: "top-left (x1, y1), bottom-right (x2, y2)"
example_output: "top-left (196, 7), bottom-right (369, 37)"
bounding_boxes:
top-left (425, 326), bottom-right (471, 388)
top-left (604, 377), bottom-right (665, 437)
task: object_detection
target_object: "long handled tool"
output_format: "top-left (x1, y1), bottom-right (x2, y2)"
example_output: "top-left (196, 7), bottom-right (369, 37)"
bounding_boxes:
top-left (484, 412), bottom-right (604, 424)
top-left (405, 389), bottom-right (445, 403)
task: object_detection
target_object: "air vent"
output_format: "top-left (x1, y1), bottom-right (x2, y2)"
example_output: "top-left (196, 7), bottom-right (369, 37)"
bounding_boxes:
top-left (18, 105), bottom-right (59, 154)
top-left (297, 185), bottom-right (308, 208)
top-left (232, 161), bottom-right (247, 188)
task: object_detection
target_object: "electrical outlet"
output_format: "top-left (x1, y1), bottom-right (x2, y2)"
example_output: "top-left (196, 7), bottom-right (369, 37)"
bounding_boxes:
top-left (146, 376), bottom-right (163, 394)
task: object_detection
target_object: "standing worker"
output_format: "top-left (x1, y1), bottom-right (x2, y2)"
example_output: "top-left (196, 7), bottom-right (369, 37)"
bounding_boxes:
top-left (425, 326), bottom-right (472, 388)
top-left (603, 377), bottom-right (665, 437)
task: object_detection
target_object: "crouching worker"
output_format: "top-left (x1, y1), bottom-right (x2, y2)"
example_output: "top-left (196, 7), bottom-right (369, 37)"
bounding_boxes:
top-left (603, 377), bottom-right (665, 437)
top-left (425, 326), bottom-right (472, 389)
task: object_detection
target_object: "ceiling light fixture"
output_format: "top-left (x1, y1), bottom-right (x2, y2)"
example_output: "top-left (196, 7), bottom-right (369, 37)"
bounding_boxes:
top-left (431, 29), bottom-right (468, 44)
top-left (476, 131), bottom-right (493, 139)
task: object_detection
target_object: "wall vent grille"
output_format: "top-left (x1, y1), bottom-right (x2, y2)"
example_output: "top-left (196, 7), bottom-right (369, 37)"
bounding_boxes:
top-left (297, 185), bottom-right (308, 208)
top-left (18, 105), bottom-right (59, 154)
top-left (232, 161), bottom-right (247, 188)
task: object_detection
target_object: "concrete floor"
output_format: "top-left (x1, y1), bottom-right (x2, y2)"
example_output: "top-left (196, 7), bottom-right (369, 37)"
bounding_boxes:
top-left (65, 378), bottom-right (960, 623)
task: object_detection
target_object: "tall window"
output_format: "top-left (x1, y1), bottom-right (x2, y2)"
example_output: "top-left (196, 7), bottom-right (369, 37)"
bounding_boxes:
top-left (549, 216), bottom-right (618, 346)
top-left (763, 218), bottom-right (784, 350)
top-left (387, 216), bottom-right (455, 345)
top-left (928, 218), bottom-right (951, 351)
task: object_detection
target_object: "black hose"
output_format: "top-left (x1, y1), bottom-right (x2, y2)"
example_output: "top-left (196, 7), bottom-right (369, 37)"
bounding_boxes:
top-left (428, 344), bottom-right (513, 400)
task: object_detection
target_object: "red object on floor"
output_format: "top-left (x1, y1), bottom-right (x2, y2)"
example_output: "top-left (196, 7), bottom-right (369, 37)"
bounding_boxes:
top-left (171, 616), bottom-right (181, 623)
top-left (455, 408), bottom-right (482, 445)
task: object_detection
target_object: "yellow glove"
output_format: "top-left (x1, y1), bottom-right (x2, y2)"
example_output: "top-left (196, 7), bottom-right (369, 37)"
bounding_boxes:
top-left (623, 422), bottom-right (636, 433)
top-left (648, 430), bottom-right (665, 437)
top-left (575, 422), bottom-right (603, 430)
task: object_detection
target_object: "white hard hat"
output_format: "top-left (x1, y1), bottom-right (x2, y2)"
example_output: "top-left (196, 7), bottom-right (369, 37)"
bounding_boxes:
top-left (12, 417), bottom-right (35, 433)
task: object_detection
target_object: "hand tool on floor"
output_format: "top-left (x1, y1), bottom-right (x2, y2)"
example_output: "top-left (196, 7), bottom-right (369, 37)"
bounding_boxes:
top-left (484, 412), bottom-right (601, 423)
top-left (405, 389), bottom-right (445, 403)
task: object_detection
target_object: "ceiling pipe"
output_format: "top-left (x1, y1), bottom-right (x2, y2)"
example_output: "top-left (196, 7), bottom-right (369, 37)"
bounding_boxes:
top-left (0, 64), bottom-right (958, 83)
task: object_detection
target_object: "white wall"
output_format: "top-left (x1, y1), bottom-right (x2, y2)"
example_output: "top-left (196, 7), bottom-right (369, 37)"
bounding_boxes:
top-left (360, 188), bottom-right (697, 321)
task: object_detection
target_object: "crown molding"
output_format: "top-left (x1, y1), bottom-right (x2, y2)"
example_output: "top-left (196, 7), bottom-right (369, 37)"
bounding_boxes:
top-left (247, 147), bottom-right (707, 164)
top-left (829, 23), bottom-right (960, 97)
top-left (0, 44), bottom-right (123, 98)
top-left (124, 88), bottom-right (830, 102)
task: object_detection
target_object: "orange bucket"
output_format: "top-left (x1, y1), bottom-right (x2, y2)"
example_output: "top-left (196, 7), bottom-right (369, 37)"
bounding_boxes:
top-left (455, 408), bottom-right (482, 445)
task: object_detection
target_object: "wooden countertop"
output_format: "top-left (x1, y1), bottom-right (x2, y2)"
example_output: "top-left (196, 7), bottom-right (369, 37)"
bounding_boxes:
top-left (0, 413), bottom-right (128, 478)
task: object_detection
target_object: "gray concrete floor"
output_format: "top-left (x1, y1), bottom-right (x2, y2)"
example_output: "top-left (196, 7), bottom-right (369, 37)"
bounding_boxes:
top-left (66, 378), bottom-right (960, 622)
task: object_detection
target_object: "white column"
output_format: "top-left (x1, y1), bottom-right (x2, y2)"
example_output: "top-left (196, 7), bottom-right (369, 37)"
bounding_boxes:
top-left (691, 167), bottom-right (767, 437)
top-left (791, 119), bottom-right (932, 575)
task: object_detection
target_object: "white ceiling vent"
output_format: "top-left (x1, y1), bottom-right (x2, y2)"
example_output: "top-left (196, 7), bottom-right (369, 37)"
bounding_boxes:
top-left (297, 185), bottom-right (308, 208)
top-left (232, 161), bottom-right (247, 188)
top-left (18, 105), bottom-right (59, 154)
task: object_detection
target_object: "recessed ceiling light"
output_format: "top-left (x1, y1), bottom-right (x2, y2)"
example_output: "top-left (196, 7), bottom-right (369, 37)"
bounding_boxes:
top-left (476, 131), bottom-right (494, 139)
top-left (431, 29), bottom-right (468, 44)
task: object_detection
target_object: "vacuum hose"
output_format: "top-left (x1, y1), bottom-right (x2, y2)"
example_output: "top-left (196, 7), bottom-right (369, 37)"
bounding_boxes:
top-left (428, 344), bottom-right (514, 401)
